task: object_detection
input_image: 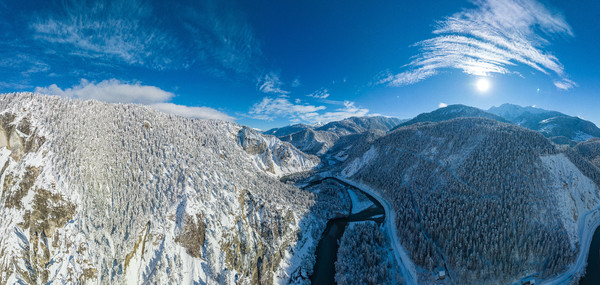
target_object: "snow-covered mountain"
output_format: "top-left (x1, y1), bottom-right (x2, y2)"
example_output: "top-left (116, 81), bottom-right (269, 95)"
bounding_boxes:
top-left (392, 104), bottom-right (508, 131)
top-left (489, 103), bottom-right (600, 142)
top-left (335, 117), bottom-right (600, 283)
top-left (4, 94), bottom-right (600, 285)
top-left (263, 124), bottom-right (313, 137)
top-left (271, 116), bottom-right (404, 155)
top-left (0, 93), bottom-right (329, 284)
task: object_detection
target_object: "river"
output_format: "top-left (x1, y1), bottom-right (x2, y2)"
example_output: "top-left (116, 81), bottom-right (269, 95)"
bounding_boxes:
top-left (307, 177), bottom-right (385, 285)
top-left (580, 225), bottom-right (600, 284)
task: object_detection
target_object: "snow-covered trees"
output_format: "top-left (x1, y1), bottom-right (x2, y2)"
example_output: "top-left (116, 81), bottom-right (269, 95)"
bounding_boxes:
top-left (339, 118), bottom-right (580, 283)
top-left (0, 93), bottom-right (318, 284)
top-left (335, 221), bottom-right (398, 285)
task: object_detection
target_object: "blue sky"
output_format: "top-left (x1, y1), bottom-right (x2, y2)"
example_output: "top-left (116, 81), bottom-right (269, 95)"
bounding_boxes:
top-left (1, 0), bottom-right (599, 130)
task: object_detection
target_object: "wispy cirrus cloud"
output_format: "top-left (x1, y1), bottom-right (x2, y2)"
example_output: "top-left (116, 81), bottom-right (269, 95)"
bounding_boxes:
top-left (35, 79), bottom-right (234, 121)
top-left (25, 0), bottom-right (264, 77)
top-left (307, 88), bottom-right (330, 99)
top-left (257, 72), bottom-right (290, 95)
top-left (183, 0), bottom-right (263, 77)
top-left (31, 0), bottom-right (179, 69)
top-left (378, 0), bottom-right (576, 90)
top-left (248, 96), bottom-right (368, 124)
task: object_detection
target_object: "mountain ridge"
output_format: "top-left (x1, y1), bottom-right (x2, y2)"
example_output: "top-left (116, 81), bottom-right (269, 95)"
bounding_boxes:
top-left (488, 103), bottom-right (600, 142)
top-left (0, 93), bottom-right (333, 284)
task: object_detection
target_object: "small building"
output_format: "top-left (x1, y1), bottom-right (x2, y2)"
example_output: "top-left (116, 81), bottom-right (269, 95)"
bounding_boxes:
top-left (438, 270), bottom-right (446, 280)
top-left (522, 276), bottom-right (536, 285)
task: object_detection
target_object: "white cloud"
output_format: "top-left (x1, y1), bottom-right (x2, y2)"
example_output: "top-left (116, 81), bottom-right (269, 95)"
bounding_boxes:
top-left (248, 96), bottom-right (368, 124)
top-left (307, 88), bottom-right (330, 99)
top-left (150, 103), bottom-right (234, 121)
top-left (379, 0), bottom-right (575, 89)
top-left (35, 79), bottom-right (233, 121)
top-left (439, 102), bottom-right (448, 108)
top-left (379, 69), bottom-right (438, 87)
top-left (258, 72), bottom-right (290, 95)
top-left (249, 97), bottom-right (324, 120)
top-left (309, 101), bottom-right (369, 123)
top-left (553, 79), bottom-right (577, 90)
top-left (35, 79), bottom-right (174, 104)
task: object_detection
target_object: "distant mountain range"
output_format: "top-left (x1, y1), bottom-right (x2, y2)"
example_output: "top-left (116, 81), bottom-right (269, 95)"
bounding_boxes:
top-left (265, 116), bottom-right (405, 155)
top-left (488, 103), bottom-right (600, 143)
top-left (391, 104), bottom-right (509, 131)
top-left (267, 103), bottom-right (600, 159)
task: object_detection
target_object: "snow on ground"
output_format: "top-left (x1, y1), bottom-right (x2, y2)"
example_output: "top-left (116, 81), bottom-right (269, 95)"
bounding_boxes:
top-left (541, 154), bottom-right (600, 248)
top-left (540, 154), bottom-right (600, 284)
top-left (574, 131), bottom-right (594, 142)
top-left (273, 220), bottom-right (314, 285)
top-left (347, 188), bottom-right (374, 214)
top-left (341, 145), bottom-right (376, 177)
top-left (538, 124), bottom-right (556, 134)
top-left (335, 176), bottom-right (418, 285)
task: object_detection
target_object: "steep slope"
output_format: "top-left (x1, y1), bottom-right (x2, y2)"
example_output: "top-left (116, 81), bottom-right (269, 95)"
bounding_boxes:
top-left (0, 93), bottom-right (324, 284)
top-left (277, 116), bottom-right (403, 156)
top-left (574, 138), bottom-right (600, 169)
top-left (392, 104), bottom-right (508, 130)
top-left (237, 127), bottom-right (319, 176)
top-left (338, 118), bottom-right (600, 284)
top-left (263, 124), bottom-right (313, 137)
top-left (489, 103), bottom-right (600, 142)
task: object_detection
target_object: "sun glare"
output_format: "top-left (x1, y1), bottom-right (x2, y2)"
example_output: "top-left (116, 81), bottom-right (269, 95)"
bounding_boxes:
top-left (475, 78), bottom-right (491, 93)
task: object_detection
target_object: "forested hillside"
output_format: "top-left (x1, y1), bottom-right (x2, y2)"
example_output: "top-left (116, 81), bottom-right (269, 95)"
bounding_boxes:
top-left (574, 138), bottom-right (600, 169)
top-left (0, 93), bottom-right (328, 284)
top-left (338, 117), bottom-right (600, 283)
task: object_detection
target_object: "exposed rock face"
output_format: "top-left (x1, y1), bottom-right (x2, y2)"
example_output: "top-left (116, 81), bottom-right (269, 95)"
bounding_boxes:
top-left (0, 109), bottom-right (81, 284)
top-left (237, 126), bottom-right (320, 176)
top-left (0, 93), bottom-right (319, 284)
top-left (175, 213), bottom-right (206, 258)
top-left (0, 114), bottom-right (44, 161)
top-left (21, 188), bottom-right (76, 238)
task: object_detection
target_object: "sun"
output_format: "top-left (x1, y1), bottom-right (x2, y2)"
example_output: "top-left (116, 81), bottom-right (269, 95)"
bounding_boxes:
top-left (475, 78), bottom-right (491, 93)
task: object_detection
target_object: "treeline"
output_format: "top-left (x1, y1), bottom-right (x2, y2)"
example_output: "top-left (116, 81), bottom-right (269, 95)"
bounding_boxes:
top-left (335, 221), bottom-right (399, 285)
top-left (344, 118), bottom-right (576, 283)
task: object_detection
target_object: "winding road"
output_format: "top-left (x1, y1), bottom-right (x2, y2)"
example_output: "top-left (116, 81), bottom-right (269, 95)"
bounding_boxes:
top-left (332, 176), bottom-right (419, 285)
top-left (541, 207), bottom-right (600, 285)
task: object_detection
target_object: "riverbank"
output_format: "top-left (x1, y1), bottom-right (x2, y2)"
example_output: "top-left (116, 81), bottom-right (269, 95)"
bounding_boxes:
top-left (334, 176), bottom-right (419, 285)
top-left (308, 177), bottom-right (384, 284)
